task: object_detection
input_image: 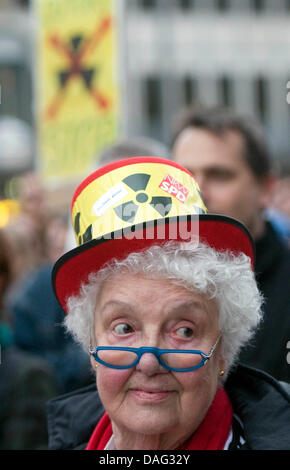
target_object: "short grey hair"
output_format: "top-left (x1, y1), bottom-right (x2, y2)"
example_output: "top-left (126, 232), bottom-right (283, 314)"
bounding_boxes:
top-left (64, 241), bottom-right (263, 378)
top-left (94, 137), bottom-right (170, 169)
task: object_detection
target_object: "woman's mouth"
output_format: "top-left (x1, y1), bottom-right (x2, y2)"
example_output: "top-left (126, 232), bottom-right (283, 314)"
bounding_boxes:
top-left (129, 389), bottom-right (175, 403)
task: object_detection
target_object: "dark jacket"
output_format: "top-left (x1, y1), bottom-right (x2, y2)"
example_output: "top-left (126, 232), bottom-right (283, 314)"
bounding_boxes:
top-left (0, 345), bottom-right (59, 450)
top-left (238, 221), bottom-right (290, 382)
top-left (46, 364), bottom-right (290, 450)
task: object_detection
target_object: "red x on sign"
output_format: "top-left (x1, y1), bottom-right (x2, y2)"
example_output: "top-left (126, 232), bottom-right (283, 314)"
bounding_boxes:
top-left (45, 16), bottom-right (111, 120)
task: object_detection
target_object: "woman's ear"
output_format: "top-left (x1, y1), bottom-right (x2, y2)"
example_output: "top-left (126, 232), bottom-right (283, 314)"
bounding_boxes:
top-left (218, 356), bottom-right (227, 379)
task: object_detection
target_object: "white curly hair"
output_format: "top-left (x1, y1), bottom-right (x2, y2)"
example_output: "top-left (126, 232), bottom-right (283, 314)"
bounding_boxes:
top-left (64, 240), bottom-right (263, 379)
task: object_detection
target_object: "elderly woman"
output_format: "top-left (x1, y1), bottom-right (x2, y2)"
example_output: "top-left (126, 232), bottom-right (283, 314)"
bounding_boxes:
top-left (48, 157), bottom-right (290, 450)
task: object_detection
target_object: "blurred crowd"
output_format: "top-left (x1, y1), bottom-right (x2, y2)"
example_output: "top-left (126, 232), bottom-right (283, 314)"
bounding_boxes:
top-left (0, 106), bottom-right (290, 450)
top-left (0, 170), bottom-right (93, 449)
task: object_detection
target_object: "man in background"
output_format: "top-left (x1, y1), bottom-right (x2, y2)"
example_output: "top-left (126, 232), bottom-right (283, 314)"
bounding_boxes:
top-left (172, 106), bottom-right (290, 382)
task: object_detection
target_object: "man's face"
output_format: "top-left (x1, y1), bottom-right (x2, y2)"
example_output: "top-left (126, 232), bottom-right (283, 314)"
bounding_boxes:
top-left (173, 128), bottom-right (272, 238)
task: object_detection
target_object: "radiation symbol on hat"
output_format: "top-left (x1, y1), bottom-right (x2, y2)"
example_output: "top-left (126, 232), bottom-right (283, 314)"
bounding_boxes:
top-left (113, 173), bottom-right (172, 223)
top-left (74, 211), bottom-right (93, 245)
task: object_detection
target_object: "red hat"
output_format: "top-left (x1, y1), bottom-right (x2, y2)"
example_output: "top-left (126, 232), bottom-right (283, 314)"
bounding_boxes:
top-left (52, 157), bottom-right (255, 313)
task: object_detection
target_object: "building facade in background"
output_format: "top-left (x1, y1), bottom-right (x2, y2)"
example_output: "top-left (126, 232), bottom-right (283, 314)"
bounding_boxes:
top-left (0, 0), bottom-right (33, 196)
top-left (124, 0), bottom-right (290, 165)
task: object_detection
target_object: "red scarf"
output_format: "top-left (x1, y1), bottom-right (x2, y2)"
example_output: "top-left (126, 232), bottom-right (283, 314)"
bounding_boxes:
top-left (86, 387), bottom-right (233, 450)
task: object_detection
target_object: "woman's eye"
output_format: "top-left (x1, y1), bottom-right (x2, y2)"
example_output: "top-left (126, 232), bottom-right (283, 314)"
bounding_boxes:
top-left (176, 327), bottom-right (194, 338)
top-left (113, 323), bottom-right (133, 335)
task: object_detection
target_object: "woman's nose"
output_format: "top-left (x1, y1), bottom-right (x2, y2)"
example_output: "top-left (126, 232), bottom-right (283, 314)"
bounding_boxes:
top-left (135, 352), bottom-right (168, 376)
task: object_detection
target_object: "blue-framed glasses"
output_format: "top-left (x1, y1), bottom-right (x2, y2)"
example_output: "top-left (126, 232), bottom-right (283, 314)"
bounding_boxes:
top-left (89, 337), bottom-right (220, 372)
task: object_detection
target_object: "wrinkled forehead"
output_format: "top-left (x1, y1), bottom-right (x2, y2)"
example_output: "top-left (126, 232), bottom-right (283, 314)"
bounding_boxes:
top-left (94, 272), bottom-right (219, 328)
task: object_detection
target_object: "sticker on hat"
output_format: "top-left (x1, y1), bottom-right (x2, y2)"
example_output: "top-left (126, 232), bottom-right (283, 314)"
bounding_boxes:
top-left (159, 173), bottom-right (190, 203)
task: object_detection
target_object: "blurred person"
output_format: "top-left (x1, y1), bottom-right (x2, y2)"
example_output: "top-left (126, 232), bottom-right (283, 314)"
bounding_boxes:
top-left (172, 105), bottom-right (290, 382)
top-left (5, 244), bottom-right (93, 395)
top-left (4, 171), bottom-right (93, 393)
top-left (47, 158), bottom-right (290, 450)
top-left (16, 171), bottom-right (50, 264)
top-left (45, 212), bottom-right (69, 264)
top-left (3, 214), bottom-right (42, 281)
top-left (0, 229), bottom-right (58, 450)
top-left (5, 191), bottom-right (68, 280)
top-left (3, 172), bottom-right (51, 282)
top-left (96, 136), bottom-right (170, 166)
top-left (271, 163), bottom-right (290, 219)
top-left (265, 159), bottom-right (290, 244)
top-left (0, 120), bottom-right (47, 275)
top-left (17, 171), bottom-right (48, 224)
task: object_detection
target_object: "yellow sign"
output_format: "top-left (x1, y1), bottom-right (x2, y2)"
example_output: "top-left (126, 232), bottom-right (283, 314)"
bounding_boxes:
top-left (36, 0), bottom-right (120, 183)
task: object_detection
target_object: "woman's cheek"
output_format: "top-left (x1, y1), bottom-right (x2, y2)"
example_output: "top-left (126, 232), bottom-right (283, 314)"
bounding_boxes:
top-left (173, 369), bottom-right (201, 390)
top-left (97, 366), bottom-right (132, 398)
top-left (173, 364), bottom-right (215, 393)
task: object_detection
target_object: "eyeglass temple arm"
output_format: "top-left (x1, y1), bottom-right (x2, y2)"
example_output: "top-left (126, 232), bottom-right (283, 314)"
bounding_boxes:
top-left (89, 327), bottom-right (97, 354)
top-left (89, 339), bottom-right (96, 355)
top-left (205, 335), bottom-right (221, 359)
